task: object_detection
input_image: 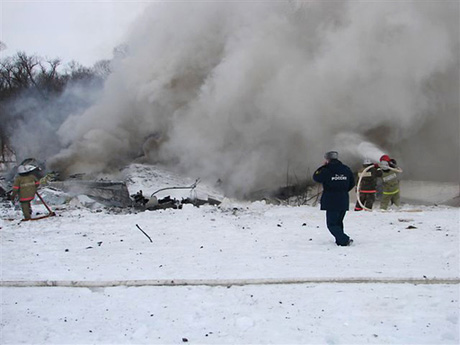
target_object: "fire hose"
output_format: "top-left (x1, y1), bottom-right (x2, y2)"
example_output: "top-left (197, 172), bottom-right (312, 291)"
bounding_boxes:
top-left (150, 178), bottom-right (200, 197)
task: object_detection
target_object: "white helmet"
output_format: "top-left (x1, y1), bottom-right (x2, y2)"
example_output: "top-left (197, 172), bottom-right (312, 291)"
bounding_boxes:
top-left (363, 158), bottom-right (372, 165)
top-left (379, 160), bottom-right (390, 170)
top-left (18, 164), bottom-right (38, 174)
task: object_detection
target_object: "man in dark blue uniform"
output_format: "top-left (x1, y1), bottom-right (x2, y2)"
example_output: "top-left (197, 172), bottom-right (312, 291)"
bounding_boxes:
top-left (313, 151), bottom-right (355, 246)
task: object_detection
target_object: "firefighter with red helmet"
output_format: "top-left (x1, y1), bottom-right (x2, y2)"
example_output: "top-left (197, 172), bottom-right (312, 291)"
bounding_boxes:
top-left (380, 154), bottom-right (398, 169)
top-left (379, 156), bottom-right (402, 210)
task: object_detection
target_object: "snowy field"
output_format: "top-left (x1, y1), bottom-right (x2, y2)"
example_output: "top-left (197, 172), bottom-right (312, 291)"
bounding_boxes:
top-left (1, 165), bottom-right (459, 344)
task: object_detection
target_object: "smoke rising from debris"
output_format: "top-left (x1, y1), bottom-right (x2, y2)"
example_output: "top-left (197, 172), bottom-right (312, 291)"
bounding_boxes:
top-left (7, 83), bottom-right (102, 163)
top-left (48, 2), bottom-right (459, 196)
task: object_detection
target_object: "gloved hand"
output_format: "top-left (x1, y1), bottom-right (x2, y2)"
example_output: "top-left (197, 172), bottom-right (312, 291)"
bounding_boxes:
top-left (374, 163), bottom-right (380, 168)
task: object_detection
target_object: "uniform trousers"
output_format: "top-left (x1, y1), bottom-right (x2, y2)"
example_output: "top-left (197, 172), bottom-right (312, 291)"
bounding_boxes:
top-left (20, 201), bottom-right (32, 219)
top-left (355, 192), bottom-right (376, 210)
top-left (326, 210), bottom-right (350, 246)
top-left (380, 191), bottom-right (400, 210)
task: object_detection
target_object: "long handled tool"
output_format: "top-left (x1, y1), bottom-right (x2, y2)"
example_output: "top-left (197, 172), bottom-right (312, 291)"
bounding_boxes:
top-left (33, 191), bottom-right (56, 219)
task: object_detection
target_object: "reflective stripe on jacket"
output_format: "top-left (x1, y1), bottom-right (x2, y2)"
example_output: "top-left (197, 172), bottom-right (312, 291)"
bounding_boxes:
top-left (356, 165), bottom-right (382, 191)
top-left (383, 189), bottom-right (400, 195)
top-left (381, 170), bottom-right (399, 193)
top-left (12, 174), bottom-right (39, 202)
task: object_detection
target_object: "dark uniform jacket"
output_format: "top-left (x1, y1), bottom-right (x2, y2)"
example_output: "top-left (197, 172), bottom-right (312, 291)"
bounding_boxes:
top-left (357, 165), bottom-right (382, 192)
top-left (313, 159), bottom-right (355, 211)
top-left (11, 174), bottom-right (40, 202)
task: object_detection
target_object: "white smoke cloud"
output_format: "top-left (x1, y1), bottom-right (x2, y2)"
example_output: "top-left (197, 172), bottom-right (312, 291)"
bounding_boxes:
top-left (49, 1), bottom-right (459, 196)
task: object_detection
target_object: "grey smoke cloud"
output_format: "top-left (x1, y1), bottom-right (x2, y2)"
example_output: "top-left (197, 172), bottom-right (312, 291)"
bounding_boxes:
top-left (7, 82), bottom-right (102, 164)
top-left (49, 1), bottom-right (459, 196)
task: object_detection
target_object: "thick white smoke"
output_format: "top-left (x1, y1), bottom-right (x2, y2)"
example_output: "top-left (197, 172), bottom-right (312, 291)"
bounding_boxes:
top-left (49, 1), bottom-right (459, 196)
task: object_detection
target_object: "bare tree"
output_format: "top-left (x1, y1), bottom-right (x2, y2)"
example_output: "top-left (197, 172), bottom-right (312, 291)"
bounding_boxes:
top-left (0, 58), bottom-right (14, 95)
top-left (66, 60), bottom-right (95, 82)
top-left (37, 58), bottom-right (67, 93)
top-left (93, 59), bottom-right (112, 80)
top-left (15, 52), bottom-right (40, 89)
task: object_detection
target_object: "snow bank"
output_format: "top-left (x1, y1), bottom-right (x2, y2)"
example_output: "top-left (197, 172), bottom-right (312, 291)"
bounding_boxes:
top-left (400, 180), bottom-right (459, 206)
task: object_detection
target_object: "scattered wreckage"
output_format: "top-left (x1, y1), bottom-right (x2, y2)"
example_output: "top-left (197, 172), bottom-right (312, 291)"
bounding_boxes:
top-left (46, 177), bottom-right (222, 211)
top-left (131, 179), bottom-right (221, 211)
top-left (1, 158), bottom-right (223, 215)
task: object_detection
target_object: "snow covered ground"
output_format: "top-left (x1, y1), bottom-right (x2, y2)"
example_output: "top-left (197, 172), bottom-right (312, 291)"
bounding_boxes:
top-left (1, 164), bottom-right (459, 344)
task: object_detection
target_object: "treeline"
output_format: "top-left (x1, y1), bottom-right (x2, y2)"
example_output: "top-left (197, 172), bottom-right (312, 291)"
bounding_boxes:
top-left (0, 45), bottom-right (112, 162)
top-left (0, 52), bottom-right (110, 100)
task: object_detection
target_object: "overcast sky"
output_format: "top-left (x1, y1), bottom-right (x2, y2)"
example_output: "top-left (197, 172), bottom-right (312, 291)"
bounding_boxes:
top-left (1, 0), bottom-right (150, 66)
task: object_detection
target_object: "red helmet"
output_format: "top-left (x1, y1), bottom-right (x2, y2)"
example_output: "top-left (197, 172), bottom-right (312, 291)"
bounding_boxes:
top-left (380, 154), bottom-right (391, 162)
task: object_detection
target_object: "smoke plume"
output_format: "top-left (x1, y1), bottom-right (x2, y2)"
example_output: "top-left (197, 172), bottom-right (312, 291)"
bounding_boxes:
top-left (47, 1), bottom-right (459, 196)
top-left (5, 81), bottom-right (103, 164)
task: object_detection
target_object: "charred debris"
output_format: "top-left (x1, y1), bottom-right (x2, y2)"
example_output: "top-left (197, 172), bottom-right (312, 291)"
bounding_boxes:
top-left (1, 158), bottom-right (318, 213)
top-left (130, 179), bottom-right (222, 211)
top-left (1, 158), bottom-right (225, 212)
